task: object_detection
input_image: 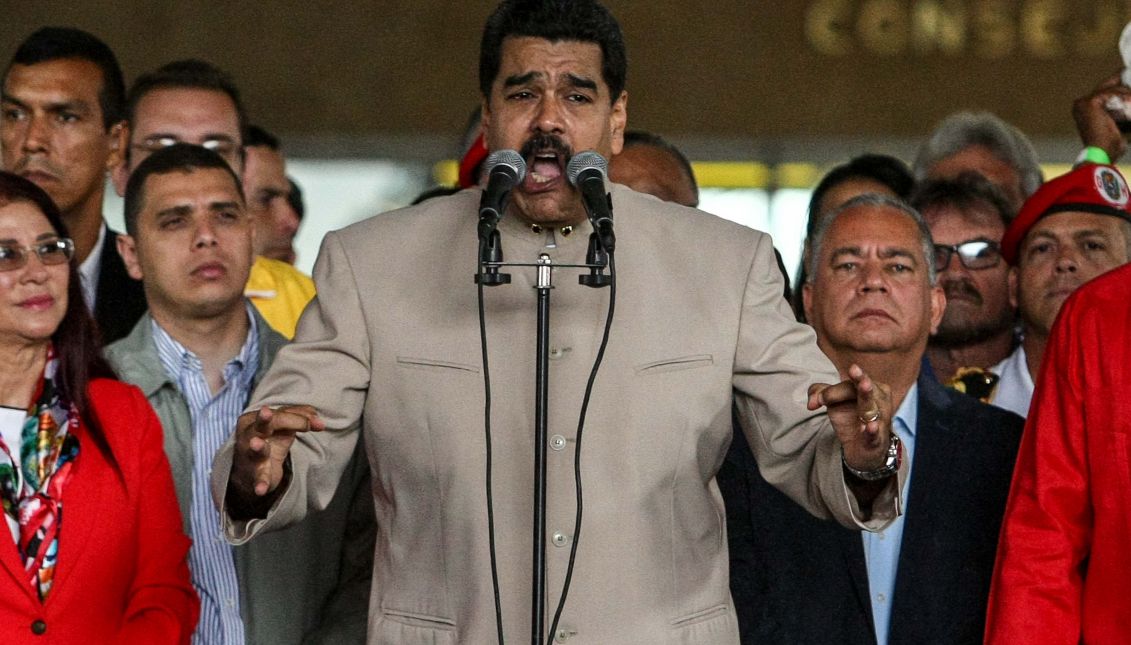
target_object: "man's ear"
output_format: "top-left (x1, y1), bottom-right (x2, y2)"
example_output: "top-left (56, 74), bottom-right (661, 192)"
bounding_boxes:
top-left (802, 281), bottom-right (814, 324)
top-left (479, 96), bottom-right (491, 147)
top-left (609, 90), bottom-right (628, 156)
top-left (116, 233), bottom-right (144, 281)
top-left (928, 285), bottom-right (946, 335)
top-left (111, 124), bottom-right (130, 198)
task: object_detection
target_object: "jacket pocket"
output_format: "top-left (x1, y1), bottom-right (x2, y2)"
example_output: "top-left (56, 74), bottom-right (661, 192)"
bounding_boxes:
top-left (395, 356), bottom-right (480, 374)
top-left (670, 604), bottom-right (736, 644)
top-left (372, 608), bottom-right (457, 645)
top-left (635, 354), bottom-right (714, 376)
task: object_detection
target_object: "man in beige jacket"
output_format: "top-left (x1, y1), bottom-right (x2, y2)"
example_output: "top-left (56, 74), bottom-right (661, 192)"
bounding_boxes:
top-left (213, 1), bottom-right (904, 642)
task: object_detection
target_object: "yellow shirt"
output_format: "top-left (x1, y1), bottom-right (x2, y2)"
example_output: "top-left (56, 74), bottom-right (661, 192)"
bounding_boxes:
top-left (245, 256), bottom-right (316, 339)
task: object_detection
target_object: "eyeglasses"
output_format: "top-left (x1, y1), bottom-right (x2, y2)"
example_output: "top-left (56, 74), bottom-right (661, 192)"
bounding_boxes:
top-left (933, 240), bottom-right (1003, 271)
top-left (131, 136), bottom-right (239, 159)
top-left (0, 237), bottom-right (74, 272)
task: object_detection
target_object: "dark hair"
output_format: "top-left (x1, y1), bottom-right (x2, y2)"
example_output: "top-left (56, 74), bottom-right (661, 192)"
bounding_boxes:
top-left (0, 171), bottom-right (115, 456)
top-left (246, 124), bottom-right (280, 150)
top-left (622, 130), bottom-right (698, 204)
top-left (479, 0), bottom-right (627, 103)
top-left (287, 177), bottom-right (304, 220)
top-left (792, 154), bottom-right (915, 322)
top-left (909, 172), bottom-right (1015, 227)
top-left (123, 143), bottom-right (244, 237)
top-left (805, 154), bottom-right (915, 238)
top-left (6, 27), bottom-right (125, 130)
top-left (126, 59), bottom-right (248, 144)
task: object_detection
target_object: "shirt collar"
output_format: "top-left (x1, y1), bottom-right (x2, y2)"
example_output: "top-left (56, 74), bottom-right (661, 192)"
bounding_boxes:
top-left (894, 381), bottom-right (918, 439)
top-left (152, 301), bottom-right (260, 390)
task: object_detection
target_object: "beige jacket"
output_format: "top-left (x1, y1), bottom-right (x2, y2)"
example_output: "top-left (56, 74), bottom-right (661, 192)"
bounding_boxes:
top-left (213, 185), bottom-right (901, 644)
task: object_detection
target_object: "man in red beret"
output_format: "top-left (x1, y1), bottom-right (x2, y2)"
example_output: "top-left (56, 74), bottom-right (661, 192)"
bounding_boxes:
top-left (987, 163), bottom-right (1131, 418)
top-left (985, 163), bottom-right (1131, 644)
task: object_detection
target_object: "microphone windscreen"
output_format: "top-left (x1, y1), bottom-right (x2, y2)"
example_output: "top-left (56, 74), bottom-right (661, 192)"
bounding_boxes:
top-left (567, 151), bottom-right (609, 186)
top-left (484, 149), bottom-right (527, 182)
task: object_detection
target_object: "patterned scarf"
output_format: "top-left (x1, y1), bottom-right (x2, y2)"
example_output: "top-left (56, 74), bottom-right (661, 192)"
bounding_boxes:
top-left (0, 346), bottom-right (80, 601)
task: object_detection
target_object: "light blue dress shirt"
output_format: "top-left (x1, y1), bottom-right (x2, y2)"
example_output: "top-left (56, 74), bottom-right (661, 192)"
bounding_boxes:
top-left (154, 305), bottom-right (259, 645)
top-left (862, 382), bottom-right (917, 645)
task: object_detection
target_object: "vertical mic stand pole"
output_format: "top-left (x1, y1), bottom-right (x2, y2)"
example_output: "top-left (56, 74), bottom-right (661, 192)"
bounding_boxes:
top-left (532, 253), bottom-right (553, 645)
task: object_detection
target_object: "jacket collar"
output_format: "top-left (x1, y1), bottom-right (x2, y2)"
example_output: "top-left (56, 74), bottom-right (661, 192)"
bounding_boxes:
top-left (108, 302), bottom-right (287, 394)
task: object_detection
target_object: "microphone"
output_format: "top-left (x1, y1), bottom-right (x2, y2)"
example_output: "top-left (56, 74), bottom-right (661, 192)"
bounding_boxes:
top-left (478, 150), bottom-right (526, 241)
top-left (567, 151), bottom-right (615, 252)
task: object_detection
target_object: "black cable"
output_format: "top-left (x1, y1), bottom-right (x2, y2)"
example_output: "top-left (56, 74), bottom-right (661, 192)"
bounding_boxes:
top-left (547, 251), bottom-right (616, 639)
top-left (478, 239), bottom-right (506, 645)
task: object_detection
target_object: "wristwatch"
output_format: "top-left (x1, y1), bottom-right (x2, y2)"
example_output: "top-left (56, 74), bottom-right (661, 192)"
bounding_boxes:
top-left (842, 434), bottom-right (901, 482)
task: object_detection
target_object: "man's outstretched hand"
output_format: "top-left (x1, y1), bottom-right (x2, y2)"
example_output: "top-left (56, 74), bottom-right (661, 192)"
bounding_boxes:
top-left (227, 405), bottom-right (324, 517)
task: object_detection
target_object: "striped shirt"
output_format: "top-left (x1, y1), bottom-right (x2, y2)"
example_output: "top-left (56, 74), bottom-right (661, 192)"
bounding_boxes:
top-left (154, 306), bottom-right (259, 645)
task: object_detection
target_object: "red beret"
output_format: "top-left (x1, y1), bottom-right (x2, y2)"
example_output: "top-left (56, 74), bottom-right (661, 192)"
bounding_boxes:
top-left (1001, 163), bottom-right (1131, 265)
top-left (458, 133), bottom-right (489, 189)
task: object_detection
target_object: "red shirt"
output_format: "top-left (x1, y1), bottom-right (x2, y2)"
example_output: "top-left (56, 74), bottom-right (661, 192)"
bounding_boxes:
top-left (986, 263), bottom-right (1131, 644)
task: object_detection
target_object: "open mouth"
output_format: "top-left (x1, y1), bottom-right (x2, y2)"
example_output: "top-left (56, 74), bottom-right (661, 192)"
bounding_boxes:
top-left (525, 151), bottom-right (564, 189)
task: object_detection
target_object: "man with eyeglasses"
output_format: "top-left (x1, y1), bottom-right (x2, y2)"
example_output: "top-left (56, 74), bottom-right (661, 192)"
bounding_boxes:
top-left (1, 27), bottom-right (147, 343)
top-left (111, 59), bottom-right (315, 340)
top-left (987, 163), bottom-right (1131, 418)
top-left (910, 175), bottom-right (1016, 394)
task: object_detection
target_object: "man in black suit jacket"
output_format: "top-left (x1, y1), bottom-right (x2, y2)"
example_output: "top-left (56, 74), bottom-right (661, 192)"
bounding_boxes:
top-left (1, 28), bottom-right (145, 343)
top-left (719, 194), bottom-right (1024, 645)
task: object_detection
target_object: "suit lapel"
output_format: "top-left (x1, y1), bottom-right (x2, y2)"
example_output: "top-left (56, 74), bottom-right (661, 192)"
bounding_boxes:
top-left (48, 418), bottom-right (116, 599)
top-left (94, 225), bottom-right (148, 344)
top-left (0, 526), bottom-right (37, 603)
top-left (889, 373), bottom-right (953, 638)
top-left (840, 528), bottom-right (873, 626)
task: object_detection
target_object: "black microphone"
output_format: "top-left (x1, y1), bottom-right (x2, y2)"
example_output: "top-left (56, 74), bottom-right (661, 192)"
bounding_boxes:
top-left (567, 151), bottom-right (615, 252)
top-left (478, 150), bottom-right (526, 241)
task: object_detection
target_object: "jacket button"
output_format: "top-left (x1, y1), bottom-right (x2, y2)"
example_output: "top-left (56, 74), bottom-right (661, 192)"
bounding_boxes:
top-left (31, 619), bottom-right (46, 635)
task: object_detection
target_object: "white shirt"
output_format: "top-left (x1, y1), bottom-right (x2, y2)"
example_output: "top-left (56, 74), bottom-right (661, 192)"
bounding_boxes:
top-left (990, 346), bottom-right (1034, 418)
top-left (0, 406), bottom-right (26, 544)
top-left (77, 224), bottom-right (107, 313)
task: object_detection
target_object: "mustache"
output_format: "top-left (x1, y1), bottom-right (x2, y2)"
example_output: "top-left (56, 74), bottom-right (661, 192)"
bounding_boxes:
top-left (942, 279), bottom-right (983, 304)
top-left (519, 133), bottom-right (572, 162)
top-left (13, 156), bottom-right (62, 177)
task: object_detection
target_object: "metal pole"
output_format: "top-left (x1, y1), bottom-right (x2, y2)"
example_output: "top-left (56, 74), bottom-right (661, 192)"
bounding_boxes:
top-left (532, 253), bottom-right (553, 645)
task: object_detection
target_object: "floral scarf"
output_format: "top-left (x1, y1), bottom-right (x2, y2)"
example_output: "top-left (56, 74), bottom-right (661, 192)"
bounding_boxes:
top-left (0, 346), bottom-right (80, 601)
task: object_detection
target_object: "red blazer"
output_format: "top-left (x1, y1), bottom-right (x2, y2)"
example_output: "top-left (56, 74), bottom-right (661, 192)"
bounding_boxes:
top-left (0, 378), bottom-right (198, 644)
top-left (986, 265), bottom-right (1131, 644)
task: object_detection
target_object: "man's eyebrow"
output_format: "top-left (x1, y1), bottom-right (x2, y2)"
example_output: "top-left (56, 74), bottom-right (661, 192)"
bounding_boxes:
top-left (1072, 228), bottom-right (1113, 241)
top-left (878, 247), bottom-right (918, 263)
top-left (565, 73), bottom-right (598, 91)
top-left (155, 205), bottom-right (193, 219)
top-left (1, 94), bottom-right (93, 116)
top-left (208, 201), bottom-right (242, 212)
top-left (829, 246), bottom-right (863, 260)
top-left (503, 72), bottom-right (540, 88)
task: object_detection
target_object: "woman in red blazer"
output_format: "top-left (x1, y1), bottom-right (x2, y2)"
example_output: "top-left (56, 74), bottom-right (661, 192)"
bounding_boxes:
top-left (0, 172), bottom-right (197, 643)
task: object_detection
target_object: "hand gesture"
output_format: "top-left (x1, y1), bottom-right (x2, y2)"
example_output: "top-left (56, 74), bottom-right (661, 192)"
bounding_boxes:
top-left (807, 363), bottom-right (893, 472)
top-left (230, 405), bottom-right (324, 502)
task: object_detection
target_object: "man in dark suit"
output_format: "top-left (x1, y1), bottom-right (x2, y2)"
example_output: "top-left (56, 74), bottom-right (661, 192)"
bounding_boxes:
top-left (1, 27), bottom-right (146, 343)
top-left (720, 194), bottom-right (1024, 645)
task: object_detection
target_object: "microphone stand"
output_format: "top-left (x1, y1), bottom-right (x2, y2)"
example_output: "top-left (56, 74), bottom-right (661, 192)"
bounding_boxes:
top-left (476, 232), bottom-right (611, 645)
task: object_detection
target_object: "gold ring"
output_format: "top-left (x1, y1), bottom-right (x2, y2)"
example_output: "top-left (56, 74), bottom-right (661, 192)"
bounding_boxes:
top-left (858, 409), bottom-right (881, 424)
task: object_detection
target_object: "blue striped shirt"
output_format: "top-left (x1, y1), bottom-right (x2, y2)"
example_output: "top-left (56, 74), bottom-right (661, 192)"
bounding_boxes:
top-left (154, 306), bottom-right (259, 645)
